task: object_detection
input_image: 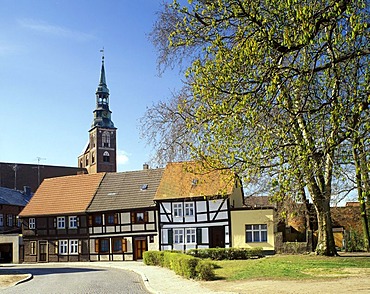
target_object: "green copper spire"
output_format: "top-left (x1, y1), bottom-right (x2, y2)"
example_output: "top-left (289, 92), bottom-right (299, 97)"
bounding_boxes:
top-left (91, 50), bottom-right (115, 129)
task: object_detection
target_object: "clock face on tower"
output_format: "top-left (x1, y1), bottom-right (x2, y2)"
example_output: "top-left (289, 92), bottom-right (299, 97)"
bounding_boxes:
top-left (102, 111), bottom-right (108, 118)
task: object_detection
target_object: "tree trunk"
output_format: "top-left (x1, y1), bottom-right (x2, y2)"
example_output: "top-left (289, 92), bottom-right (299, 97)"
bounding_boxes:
top-left (312, 197), bottom-right (337, 256)
top-left (356, 142), bottom-right (370, 251)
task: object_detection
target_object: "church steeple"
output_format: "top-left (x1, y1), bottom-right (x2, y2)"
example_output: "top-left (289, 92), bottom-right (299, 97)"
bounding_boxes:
top-left (78, 51), bottom-right (117, 174)
top-left (92, 52), bottom-right (115, 129)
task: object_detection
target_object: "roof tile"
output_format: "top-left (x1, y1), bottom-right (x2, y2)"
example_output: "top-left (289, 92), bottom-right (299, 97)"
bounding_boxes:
top-left (154, 162), bottom-right (235, 200)
top-left (87, 168), bottom-right (164, 212)
top-left (19, 173), bottom-right (105, 217)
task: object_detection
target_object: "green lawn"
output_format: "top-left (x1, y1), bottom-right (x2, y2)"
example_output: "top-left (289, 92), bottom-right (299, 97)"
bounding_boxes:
top-left (212, 255), bottom-right (370, 280)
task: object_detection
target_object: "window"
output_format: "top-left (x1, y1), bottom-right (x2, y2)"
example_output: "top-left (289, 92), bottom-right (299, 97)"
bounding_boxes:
top-left (112, 238), bottom-right (127, 253)
top-left (29, 218), bottom-right (36, 229)
top-left (92, 153), bottom-right (95, 164)
top-left (59, 240), bottom-right (68, 255)
top-left (7, 214), bottom-right (13, 227)
top-left (136, 212), bottom-right (144, 222)
top-left (94, 215), bottom-right (102, 226)
top-left (186, 228), bottom-right (196, 243)
top-left (57, 217), bottom-right (65, 229)
top-left (102, 131), bottom-right (110, 147)
top-left (103, 151), bottom-right (110, 162)
top-left (173, 203), bottom-right (183, 217)
top-left (100, 239), bottom-right (109, 253)
top-left (174, 229), bottom-right (184, 244)
top-left (30, 241), bottom-right (36, 255)
top-left (112, 238), bottom-right (122, 252)
top-left (0, 214), bottom-right (4, 227)
top-left (185, 203), bottom-right (194, 216)
top-left (246, 224), bottom-right (267, 242)
top-left (69, 240), bottom-right (78, 255)
top-left (85, 155), bottom-right (89, 166)
top-left (131, 211), bottom-right (148, 224)
top-left (69, 216), bottom-right (77, 229)
top-left (106, 213), bottom-right (118, 225)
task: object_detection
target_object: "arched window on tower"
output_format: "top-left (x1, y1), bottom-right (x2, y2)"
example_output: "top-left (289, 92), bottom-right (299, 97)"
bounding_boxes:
top-left (103, 151), bottom-right (110, 162)
top-left (102, 131), bottom-right (110, 147)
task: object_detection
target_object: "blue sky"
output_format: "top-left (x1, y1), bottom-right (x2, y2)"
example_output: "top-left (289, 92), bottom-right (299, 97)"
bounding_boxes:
top-left (0, 0), bottom-right (183, 172)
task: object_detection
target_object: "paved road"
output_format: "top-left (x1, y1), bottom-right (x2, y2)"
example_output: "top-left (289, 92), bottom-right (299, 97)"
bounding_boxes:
top-left (2, 264), bottom-right (149, 294)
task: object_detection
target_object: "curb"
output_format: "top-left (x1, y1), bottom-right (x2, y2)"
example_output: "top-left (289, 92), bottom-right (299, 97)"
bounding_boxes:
top-left (14, 273), bottom-right (33, 286)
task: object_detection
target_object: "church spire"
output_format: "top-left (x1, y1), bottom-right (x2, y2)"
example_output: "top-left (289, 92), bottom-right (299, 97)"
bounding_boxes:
top-left (91, 50), bottom-right (114, 129)
top-left (97, 49), bottom-right (108, 94)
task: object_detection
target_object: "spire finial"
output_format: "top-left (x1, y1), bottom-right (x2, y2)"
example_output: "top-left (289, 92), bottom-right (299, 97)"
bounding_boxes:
top-left (100, 47), bottom-right (105, 63)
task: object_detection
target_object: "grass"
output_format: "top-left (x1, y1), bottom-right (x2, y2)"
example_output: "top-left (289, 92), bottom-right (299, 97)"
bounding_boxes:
top-left (212, 254), bottom-right (370, 281)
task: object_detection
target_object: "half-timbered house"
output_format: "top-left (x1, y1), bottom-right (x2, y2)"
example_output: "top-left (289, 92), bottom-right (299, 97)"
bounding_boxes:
top-left (87, 167), bottom-right (164, 261)
top-left (154, 162), bottom-right (244, 251)
top-left (19, 173), bottom-right (105, 262)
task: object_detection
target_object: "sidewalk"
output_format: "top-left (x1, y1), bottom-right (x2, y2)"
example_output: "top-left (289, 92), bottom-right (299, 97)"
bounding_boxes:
top-left (78, 261), bottom-right (233, 294)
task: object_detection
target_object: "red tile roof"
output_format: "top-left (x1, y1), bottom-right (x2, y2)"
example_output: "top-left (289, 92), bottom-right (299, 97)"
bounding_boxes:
top-left (19, 173), bottom-right (105, 217)
top-left (154, 161), bottom-right (236, 200)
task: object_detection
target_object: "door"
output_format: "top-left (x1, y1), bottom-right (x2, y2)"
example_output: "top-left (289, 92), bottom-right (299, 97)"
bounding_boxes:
top-left (134, 238), bottom-right (147, 260)
top-left (209, 226), bottom-right (225, 248)
top-left (38, 241), bottom-right (48, 262)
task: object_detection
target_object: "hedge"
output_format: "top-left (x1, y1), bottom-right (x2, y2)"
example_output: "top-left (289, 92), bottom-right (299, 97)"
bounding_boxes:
top-left (186, 247), bottom-right (264, 260)
top-left (143, 251), bottom-right (215, 280)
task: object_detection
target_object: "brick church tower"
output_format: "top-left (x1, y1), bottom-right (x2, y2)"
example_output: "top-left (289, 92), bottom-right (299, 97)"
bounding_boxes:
top-left (78, 53), bottom-right (117, 173)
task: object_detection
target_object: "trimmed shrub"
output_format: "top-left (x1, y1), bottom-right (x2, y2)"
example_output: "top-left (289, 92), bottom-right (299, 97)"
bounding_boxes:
top-left (187, 247), bottom-right (264, 260)
top-left (143, 251), bottom-right (216, 280)
top-left (196, 261), bottom-right (215, 281)
top-left (143, 251), bottom-right (164, 266)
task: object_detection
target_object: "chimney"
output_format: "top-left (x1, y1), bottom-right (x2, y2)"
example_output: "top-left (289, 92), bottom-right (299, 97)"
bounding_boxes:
top-left (143, 163), bottom-right (149, 170)
top-left (23, 186), bottom-right (31, 197)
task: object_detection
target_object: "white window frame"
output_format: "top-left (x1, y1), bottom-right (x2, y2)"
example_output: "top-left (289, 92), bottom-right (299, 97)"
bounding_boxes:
top-left (0, 214), bottom-right (3, 227)
top-left (7, 214), bottom-right (13, 227)
top-left (57, 217), bottom-right (65, 229)
top-left (69, 240), bottom-right (78, 255)
top-left (184, 203), bottom-right (194, 216)
top-left (174, 229), bottom-right (184, 244)
top-left (29, 218), bottom-right (36, 229)
top-left (246, 224), bottom-right (268, 243)
top-left (59, 240), bottom-right (68, 255)
top-left (30, 241), bottom-right (37, 255)
top-left (173, 203), bottom-right (183, 217)
top-left (69, 216), bottom-right (77, 229)
top-left (186, 228), bottom-right (196, 243)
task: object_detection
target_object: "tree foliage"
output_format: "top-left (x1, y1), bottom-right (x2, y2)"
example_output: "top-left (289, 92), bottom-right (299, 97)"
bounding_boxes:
top-left (143, 0), bottom-right (370, 255)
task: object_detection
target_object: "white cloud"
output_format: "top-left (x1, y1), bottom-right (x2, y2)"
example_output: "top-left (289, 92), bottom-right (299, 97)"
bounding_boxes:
top-left (17, 18), bottom-right (95, 41)
top-left (117, 149), bottom-right (130, 166)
